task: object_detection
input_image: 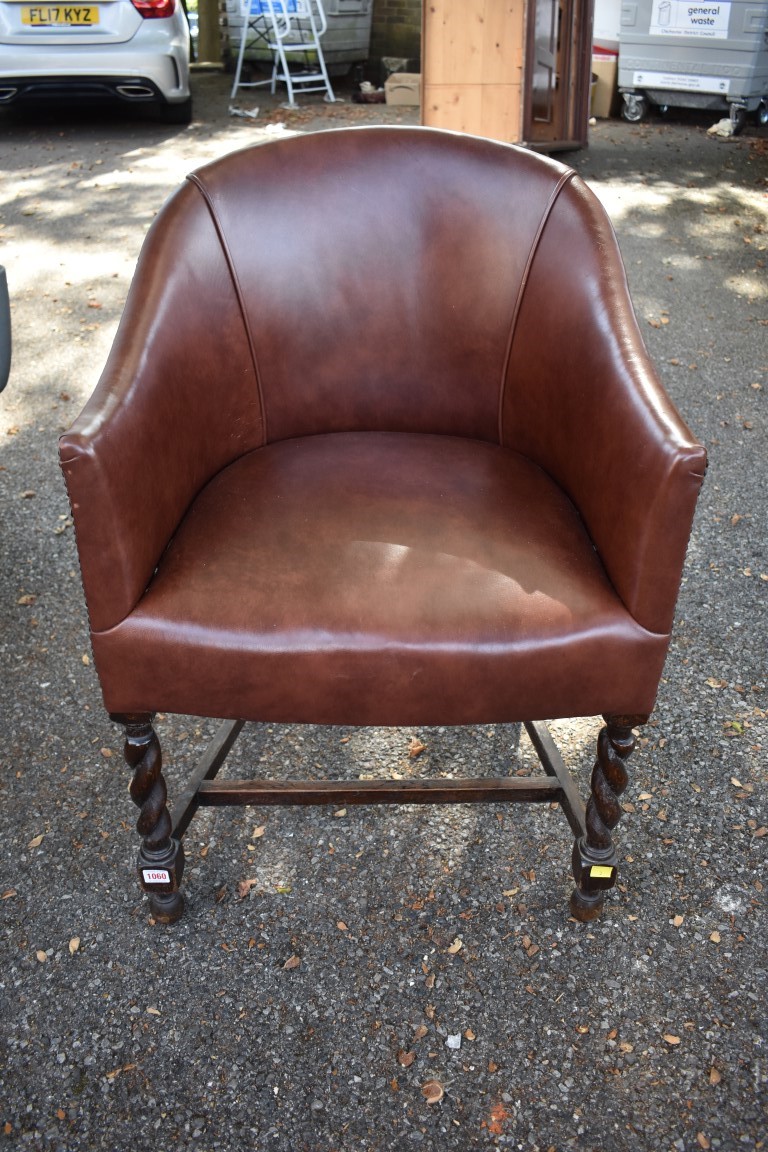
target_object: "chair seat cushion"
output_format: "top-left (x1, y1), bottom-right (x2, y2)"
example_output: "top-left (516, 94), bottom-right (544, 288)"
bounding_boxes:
top-left (92, 432), bottom-right (668, 724)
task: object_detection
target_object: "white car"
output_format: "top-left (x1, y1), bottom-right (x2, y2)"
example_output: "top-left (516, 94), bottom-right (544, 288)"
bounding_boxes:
top-left (0, 0), bottom-right (192, 122)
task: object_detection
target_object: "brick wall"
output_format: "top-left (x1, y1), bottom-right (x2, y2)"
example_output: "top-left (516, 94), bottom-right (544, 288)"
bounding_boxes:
top-left (369, 0), bottom-right (421, 68)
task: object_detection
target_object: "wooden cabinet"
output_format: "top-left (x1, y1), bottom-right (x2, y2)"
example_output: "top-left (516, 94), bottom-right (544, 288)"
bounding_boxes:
top-left (422, 0), bottom-right (594, 150)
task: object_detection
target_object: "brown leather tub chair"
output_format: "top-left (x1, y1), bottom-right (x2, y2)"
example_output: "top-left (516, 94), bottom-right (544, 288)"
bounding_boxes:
top-left (59, 127), bottom-right (706, 924)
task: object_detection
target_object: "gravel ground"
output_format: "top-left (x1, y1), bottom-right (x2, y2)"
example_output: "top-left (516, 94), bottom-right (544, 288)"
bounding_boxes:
top-left (0, 71), bottom-right (766, 1152)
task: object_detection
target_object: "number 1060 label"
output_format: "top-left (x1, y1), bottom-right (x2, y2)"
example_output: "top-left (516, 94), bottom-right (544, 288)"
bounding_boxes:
top-left (142, 868), bottom-right (171, 885)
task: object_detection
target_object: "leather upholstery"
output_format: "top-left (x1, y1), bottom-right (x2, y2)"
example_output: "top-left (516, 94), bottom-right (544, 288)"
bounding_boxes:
top-left (60, 127), bottom-right (706, 727)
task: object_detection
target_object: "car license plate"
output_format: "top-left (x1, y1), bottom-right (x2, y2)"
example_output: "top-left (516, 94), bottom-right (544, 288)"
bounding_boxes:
top-left (22, 5), bottom-right (99, 24)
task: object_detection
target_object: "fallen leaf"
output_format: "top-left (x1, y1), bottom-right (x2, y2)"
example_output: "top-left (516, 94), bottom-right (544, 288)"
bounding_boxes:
top-left (397, 1049), bottom-right (416, 1067)
top-left (447, 937), bottom-right (463, 954)
top-left (283, 954), bottom-right (301, 970)
top-left (664, 1034), bottom-right (682, 1045)
top-left (413, 1024), bottom-right (428, 1041)
top-left (673, 915), bottom-right (685, 927)
top-left (82, 653), bottom-right (90, 665)
top-left (334, 808), bottom-right (347, 818)
top-left (106, 1063), bottom-right (137, 1081)
top-left (409, 738), bottom-right (427, 758)
top-left (1, 888), bottom-right (17, 900)
top-left (421, 1079), bottom-right (444, 1104)
top-left (19, 490), bottom-right (36, 499)
top-left (28, 834), bottom-right (44, 848)
top-left (488, 1060), bottom-right (499, 1073)
top-left (336, 920), bottom-right (348, 931)
top-left (237, 878), bottom-right (258, 900)
top-left (146, 1007), bottom-right (161, 1016)
top-left (710, 931), bottom-right (721, 943)
top-left (17, 594), bottom-right (36, 606)
top-left (252, 824), bottom-right (266, 838)
top-left (697, 1134), bottom-right (711, 1150)
top-left (464, 1028), bottom-right (476, 1041)
top-left (709, 1067), bottom-right (722, 1085)
top-left (69, 937), bottom-right (80, 955)
top-left (36, 950), bottom-right (47, 963)
top-left (56, 1109), bottom-right (66, 1121)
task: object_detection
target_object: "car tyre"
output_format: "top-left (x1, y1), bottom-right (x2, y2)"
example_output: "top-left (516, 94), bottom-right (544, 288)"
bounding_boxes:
top-left (159, 96), bottom-right (192, 124)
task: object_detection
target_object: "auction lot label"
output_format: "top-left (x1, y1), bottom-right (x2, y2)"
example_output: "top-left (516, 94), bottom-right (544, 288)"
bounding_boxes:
top-left (650, 0), bottom-right (731, 36)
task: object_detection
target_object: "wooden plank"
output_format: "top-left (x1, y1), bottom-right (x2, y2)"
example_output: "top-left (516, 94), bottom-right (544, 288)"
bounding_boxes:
top-left (423, 83), bottom-right (522, 142)
top-left (421, 0), bottom-right (525, 141)
top-left (422, 83), bottom-right (484, 133)
top-left (195, 775), bottom-right (563, 807)
top-left (524, 721), bottom-right (587, 837)
top-left (171, 719), bottom-right (245, 839)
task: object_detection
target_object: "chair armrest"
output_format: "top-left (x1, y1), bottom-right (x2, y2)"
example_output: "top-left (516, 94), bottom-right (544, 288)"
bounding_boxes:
top-left (59, 181), bottom-right (264, 633)
top-left (503, 174), bottom-right (706, 636)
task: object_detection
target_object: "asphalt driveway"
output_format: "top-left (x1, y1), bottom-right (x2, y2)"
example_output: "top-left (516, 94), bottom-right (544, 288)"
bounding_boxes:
top-left (0, 70), bottom-right (766, 1151)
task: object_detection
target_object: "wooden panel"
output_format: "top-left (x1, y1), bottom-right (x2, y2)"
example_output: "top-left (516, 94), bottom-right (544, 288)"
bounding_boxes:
top-left (423, 83), bottom-right (523, 142)
top-left (195, 775), bottom-right (563, 806)
top-left (422, 0), bottom-right (525, 142)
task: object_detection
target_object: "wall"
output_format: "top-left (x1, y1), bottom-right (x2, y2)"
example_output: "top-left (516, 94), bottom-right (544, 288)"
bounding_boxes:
top-left (369, 0), bottom-right (422, 67)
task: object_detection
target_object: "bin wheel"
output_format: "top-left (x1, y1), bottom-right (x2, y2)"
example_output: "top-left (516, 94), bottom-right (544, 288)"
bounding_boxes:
top-left (622, 93), bottom-right (647, 123)
top-left (757, 102), bottom-right (768, 127)
top-left (729, 104), bottom-right (747, 135)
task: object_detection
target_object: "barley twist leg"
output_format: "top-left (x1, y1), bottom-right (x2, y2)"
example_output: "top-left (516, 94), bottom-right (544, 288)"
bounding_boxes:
top-left (570, 714), bottom-right (646, 922)
top-left (113, 713), bottom-right (185, 924)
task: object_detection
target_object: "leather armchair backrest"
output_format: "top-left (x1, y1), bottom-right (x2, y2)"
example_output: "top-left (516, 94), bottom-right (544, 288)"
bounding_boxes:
top-left (61, 127), bottom-right (705, 637)
top-left (187, 127), bottom-right (574, 445)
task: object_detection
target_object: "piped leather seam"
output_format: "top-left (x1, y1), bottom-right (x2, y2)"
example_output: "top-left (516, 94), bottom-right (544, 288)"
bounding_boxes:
top-left (497, 169), bottom-right (576, 445)
top-left (187, 173), bottom-right (269, 445)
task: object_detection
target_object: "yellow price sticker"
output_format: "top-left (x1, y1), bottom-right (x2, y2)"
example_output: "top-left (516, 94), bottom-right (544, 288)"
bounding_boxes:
top-left (590, 865), bottom-right (614, 879)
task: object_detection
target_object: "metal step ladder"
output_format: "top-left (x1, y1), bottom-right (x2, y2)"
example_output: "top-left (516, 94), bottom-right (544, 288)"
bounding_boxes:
top-left (231, 0), bottom-right (335, 109)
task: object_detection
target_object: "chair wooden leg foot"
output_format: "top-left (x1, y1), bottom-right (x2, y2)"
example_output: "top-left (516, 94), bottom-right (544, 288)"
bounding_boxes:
top-left (570, 714), bottom-right (646, 919)
top-left (569, 885), bottom-right (604, 922)
top-left (112, 713), bottom-right (186, 923)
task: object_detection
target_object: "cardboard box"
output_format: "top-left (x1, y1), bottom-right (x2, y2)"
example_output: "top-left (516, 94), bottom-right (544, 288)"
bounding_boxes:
top-left (385, 73), bottom-right (421, 106)
top-left (591, 52), bottom-right (618, 118)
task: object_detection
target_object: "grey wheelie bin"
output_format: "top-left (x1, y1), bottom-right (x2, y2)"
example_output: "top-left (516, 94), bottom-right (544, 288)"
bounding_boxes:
top-left (618, 0), bottom-right (768, 131)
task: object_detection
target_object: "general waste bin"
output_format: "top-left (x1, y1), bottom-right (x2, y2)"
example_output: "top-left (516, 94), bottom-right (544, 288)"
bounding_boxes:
top-left (618, 0), bottom-right (768, 130)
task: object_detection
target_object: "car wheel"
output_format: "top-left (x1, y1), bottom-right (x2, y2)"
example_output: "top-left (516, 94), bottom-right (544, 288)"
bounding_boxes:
top-left (159, 97), bottom-right (192, 125)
